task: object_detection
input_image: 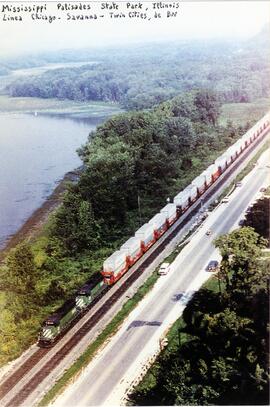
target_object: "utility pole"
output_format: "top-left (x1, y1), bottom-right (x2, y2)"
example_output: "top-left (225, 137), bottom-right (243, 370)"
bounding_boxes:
top-left (200, 198), bottom-right (203, 211)
top-left (138, 193), bottom-right (142, 226)
top-left (178, 327), bottom-right (181, 350)
top-left (218, 270), bottom-right (222, 295)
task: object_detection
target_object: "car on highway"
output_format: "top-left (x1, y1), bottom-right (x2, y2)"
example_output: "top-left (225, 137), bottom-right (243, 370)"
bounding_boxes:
top-left (222, 197), bottom-right (229, 203)
top-left (238, 219), bottom-right (245, 226)
top-left (206, 229), bottom-right (212, 236)
top-left (206, 260), bottom-right (219, 272)
top-left (158, 262), bottom-right (170, 275)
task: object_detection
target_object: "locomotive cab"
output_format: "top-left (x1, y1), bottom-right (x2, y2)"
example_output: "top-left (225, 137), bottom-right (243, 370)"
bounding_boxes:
top-left (75, 284), bottom-right (92, 310)
top-left (76, 278), bottom-right (106, 309)
top-left (38, 319), bottom-right (60, 347)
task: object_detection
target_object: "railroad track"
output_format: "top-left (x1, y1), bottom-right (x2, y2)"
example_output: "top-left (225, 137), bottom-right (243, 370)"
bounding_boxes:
top-left (0, 130), bottom-right (268, 406)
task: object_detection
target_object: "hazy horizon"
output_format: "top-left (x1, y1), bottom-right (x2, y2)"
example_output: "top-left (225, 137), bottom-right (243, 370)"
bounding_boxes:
top-left (0, 1), bottom-right (269, 58)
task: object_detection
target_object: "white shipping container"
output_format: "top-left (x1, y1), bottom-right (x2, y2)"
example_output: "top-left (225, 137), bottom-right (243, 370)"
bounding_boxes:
top-left (241, 130), bottom-right (252, 144)
top-left (135, 223), bottom-right (155, 244)
top-left (226, 145), bottom-right (238, 160)
top-left (185, 184), bottom-right (197, 201)
top-left (120, 237), bottom-right (141, 256)
top-left (149, 213), bottom-right (167, 230)
top-left (260, 112), bottom-right (270, 127)
top-left (215, 154), bottom-right (228, 171)
top-left (254, 117), bottom-right (263, 131)
top-left (252, 112), bottom-right (270, 136)
top-left (179, 189), bottom-right (190, 202)
top-left (248, 129), bottom-right (255, 140)
top-left (160, 203), bottom-right (177, 220)
top-left (233, 139), bottom-right (244, 154)
top-left (173, 191), bottom-right (189, 208)
top-left (206, 163), bottom-right (219, 177)
top-left (263, 112), bottom-right (270, 127)
top-left (192, 175), bottom-right (205, 190)
top-left (201, 170), bottom-right (212, 186)
top-left (103, 250), bottom-right (127, 272)
top-left (244, 112), bottom-right (270, 143)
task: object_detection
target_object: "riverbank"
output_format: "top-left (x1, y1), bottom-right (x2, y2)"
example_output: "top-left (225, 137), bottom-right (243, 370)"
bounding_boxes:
top-left (0, 95), bottom-right (123, 119)
top-left (0, 95), bottom-right (122, 260)
top-left (0, 168), bottom-right (80, 262)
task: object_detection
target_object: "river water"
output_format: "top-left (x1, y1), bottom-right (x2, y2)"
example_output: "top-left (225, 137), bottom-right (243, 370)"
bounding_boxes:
top-left (0, 113), bottom-right (102, 248)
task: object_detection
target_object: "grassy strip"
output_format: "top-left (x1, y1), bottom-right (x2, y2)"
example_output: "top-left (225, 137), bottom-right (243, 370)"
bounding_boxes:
top-left (38, 270), bottom-right (160, 406)
top-left (219, 98), bottom-right (270, 127)
top-left (0, 94), bottom-right (122, 115)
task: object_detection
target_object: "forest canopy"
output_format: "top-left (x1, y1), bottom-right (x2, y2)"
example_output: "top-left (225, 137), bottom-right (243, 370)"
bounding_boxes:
top-left (50, 89), bottom-right (251, 255)
top-left (5, 34), bottom-right (270, 110)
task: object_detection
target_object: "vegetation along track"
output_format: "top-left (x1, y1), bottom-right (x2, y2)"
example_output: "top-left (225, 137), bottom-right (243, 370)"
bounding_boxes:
top-left (0, 131), bottom-right (268, 406)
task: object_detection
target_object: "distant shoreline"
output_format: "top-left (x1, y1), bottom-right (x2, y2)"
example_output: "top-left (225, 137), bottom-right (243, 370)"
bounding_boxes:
top-left (0, 168), bottom-right (81, 262)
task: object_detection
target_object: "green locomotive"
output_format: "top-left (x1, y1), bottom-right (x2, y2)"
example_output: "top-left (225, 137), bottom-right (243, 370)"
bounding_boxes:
top-left (38, 299), bottom-right (80, 346)
top-left (75, 279), bottom-right (105, 310)
top-left (38, 276), bottom-right (106, 346)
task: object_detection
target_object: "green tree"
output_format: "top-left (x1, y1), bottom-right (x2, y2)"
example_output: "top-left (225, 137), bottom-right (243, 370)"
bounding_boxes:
top-left (244, 197), bottom-right (270, 246)
top-left (51, 187), bottom-right (101, 255)
top-left (215, 227), bottom-right (268, 308)
top-left (79, 136), bottom-right (136, 225)
top-left (194, 89), bottom-right (221, 126)
top-left (166, 117), bottom-right (196, 152)
top-left (3, 242), bottom-right (37, 295)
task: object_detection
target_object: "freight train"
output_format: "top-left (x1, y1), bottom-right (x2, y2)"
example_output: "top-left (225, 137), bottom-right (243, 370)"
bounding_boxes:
top-left (38, 112), bottom-right (270, 346)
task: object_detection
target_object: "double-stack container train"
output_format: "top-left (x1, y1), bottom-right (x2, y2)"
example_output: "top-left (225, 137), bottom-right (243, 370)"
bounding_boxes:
top-left (101, 111), bottom-right (270, 284)
top-left (38, 112), bottom-right (270, 346)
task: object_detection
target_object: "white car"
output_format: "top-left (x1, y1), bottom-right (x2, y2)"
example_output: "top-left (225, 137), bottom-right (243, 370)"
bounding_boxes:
top-left (158, 262), bottom-right (170, 275)
top-left (222, 197), bottom-right (229, 203)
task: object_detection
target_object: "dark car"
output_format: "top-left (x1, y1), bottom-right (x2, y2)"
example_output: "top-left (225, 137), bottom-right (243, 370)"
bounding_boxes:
top-left (206, 260), bottom-right (219, 272)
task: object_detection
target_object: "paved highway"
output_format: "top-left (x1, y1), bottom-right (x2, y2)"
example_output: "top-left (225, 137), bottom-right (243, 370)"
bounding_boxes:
top-left (54, 149), bottom-right (270, 406)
